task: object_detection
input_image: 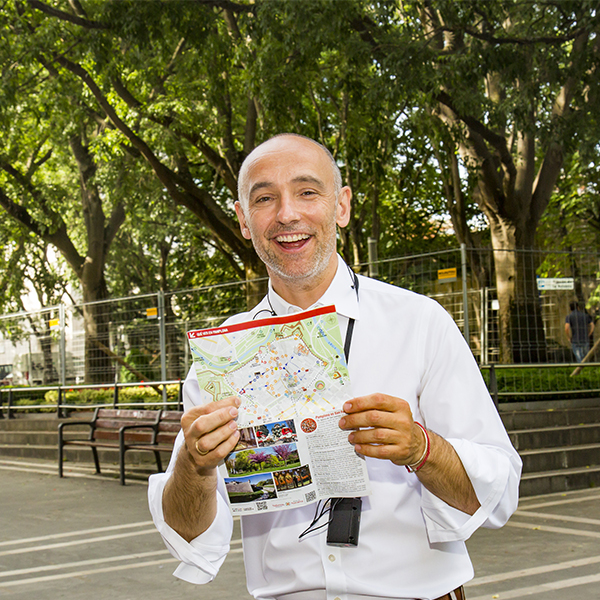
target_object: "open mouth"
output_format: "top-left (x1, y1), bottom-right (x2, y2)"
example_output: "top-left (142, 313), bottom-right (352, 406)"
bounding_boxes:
top-left (274, 233), bottom-right (311, 249)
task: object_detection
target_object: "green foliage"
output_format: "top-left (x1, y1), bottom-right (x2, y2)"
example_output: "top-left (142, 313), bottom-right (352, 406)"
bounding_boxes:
top-left (40, 384), bottom-right (180, 410)
top-left (1, 0), bottom-right (600, 332)
top-left (482, 366), bottom-right (600, 403)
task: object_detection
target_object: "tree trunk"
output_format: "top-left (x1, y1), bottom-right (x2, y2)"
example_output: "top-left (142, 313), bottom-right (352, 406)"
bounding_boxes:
top-left (81, 278), bottom-right (113, 383)
top-left (489, 215), bottom-right (547, 364)
top-left (244, 254), bottom-right (268, 309)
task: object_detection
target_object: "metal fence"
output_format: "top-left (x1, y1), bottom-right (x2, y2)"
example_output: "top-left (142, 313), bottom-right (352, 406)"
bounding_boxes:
top-left (2, 245), bottom-right (600, 403)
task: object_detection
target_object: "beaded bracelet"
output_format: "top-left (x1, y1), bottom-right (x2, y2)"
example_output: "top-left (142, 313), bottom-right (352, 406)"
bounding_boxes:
top-left (405, 422), bottom-right (430, 473)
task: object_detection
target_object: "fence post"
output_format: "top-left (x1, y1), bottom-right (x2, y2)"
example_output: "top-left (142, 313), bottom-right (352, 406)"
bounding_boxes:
top-left (489, 364), bottom-right (499, 409)
top-left (158, 291), bottom-right (168, 408)
top-left (113, 369), bottom-right (119, 408)
top-left (59, 304), bottom-right (66, 386)
top-left (460, 243), bottom-right (470, 347)
top-left (178, 379), bottom-right (183, 411)
top-left (368, 237), bottom-right (379, 278)
top-left (7, 388), bottom-right (13, 419)
top-left (483, 287), bottom-right (489, 365)
top-left (57, 387), bottom-right (62, 418)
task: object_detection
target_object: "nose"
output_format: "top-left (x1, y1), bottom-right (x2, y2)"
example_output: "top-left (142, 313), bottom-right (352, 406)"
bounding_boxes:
top-left (276, 193), bottom-right (301, 224)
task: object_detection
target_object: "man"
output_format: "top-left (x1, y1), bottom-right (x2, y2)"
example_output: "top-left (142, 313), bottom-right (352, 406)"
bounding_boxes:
top-left (565, 301), bottom-right (594, 363)
top-left (148, 134), bottom-right (522, 600)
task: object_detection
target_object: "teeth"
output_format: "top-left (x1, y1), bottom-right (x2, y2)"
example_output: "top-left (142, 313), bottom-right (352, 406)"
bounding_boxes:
top-left (276, 234), bottom-right (310, 243)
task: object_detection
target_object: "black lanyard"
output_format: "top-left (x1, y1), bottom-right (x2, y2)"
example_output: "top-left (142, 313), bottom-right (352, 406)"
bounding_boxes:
top-left (344, 269), bottom-right (359, 362)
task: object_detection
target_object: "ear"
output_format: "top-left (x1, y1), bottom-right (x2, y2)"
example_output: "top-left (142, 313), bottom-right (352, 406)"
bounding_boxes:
top-left (235, 201), bottom-right (252, 240)
top-left (335, 186), bottom-right (352, 228)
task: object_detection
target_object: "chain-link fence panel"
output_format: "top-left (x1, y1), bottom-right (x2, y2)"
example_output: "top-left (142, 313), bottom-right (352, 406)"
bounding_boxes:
top-left (468, 248), bottom-right (600, 365)
top-left (0, 306), bottom-right (64, 386)
top-left (2, 248), bottom-right (600, 392)
top-left (166, 280), bottom-right (258, 380)
top-left (67, 294), bottom-right (165, 385)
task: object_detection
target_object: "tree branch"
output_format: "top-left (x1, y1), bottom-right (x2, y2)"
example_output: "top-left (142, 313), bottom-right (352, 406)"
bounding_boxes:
top-left (193, 0), bottom-right (255, 14)
top-left (531, 28), bottom-right (590, 225)
top-left (0, 186), bottom-right (84, 275)
top-left (457, 24), bottom-right (591, 47)
top-left (436, 90), bottom-right (514, 171)
top-left (27, 0), bottom-right (108, 29)
top-left (52, 54), bottom-right (249, 259)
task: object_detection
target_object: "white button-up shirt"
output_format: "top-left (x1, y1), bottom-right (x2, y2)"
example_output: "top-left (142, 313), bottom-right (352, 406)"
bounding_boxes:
top-left (148, 256), bottom-right (522, 600)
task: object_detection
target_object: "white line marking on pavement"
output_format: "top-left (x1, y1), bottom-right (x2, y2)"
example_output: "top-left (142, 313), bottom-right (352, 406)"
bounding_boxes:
top-left (466, 571), bottom-right (600, 600)
top-left (514, 510), bottom-right (600, 526)
top-left (0, 462), bottom-right (148, 484)
top-left (0, 550), bottom-right (169, 578)
top-left (506, 520), bottom-right (600, 538)
top-left (519, 492), bottom-right (600, 511)
top-left (0, 529), bottom-right (158, 557)
top-left (467, 554), bottom-right (600, 586)
top-left (0, 558), bottom-right (178, 588)
top-left (0, 521), bottom-right (153, 548)
top-left (0, 548), bottom-right (245, 588)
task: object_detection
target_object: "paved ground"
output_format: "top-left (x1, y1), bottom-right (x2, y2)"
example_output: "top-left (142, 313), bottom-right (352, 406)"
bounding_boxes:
top-left (1, 457), bottom-right (600, 600)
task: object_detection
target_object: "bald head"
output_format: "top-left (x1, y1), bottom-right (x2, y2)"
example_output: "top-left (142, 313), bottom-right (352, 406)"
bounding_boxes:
top-left (237, 134), bottom-right (343, 209)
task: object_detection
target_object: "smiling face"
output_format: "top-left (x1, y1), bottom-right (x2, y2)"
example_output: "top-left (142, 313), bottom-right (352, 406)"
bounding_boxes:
top-left (235, 135), bottom-right (351, 306)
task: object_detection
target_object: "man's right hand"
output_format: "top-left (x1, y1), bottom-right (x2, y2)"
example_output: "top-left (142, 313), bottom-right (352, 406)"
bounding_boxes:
top-left (163, 396), bottom-right (241, 541)
top-left (182, 396), bottom-right (242, 473)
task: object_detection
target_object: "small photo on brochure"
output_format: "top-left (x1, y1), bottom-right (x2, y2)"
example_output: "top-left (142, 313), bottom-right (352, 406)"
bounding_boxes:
top-left (225, 443), bottom-right (301, 478)
top-left (255, 420), bottom-right (297, 447)
top-left (224, 473), bottom-right (278, 504)
top-left (273, 464), bottom-right (313, 492)
top-left (233, 426), bottom-right (259, 452)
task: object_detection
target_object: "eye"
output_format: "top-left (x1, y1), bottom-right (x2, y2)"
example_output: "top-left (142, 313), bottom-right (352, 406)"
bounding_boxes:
top-left (253, 195), bottom-right (273, 204)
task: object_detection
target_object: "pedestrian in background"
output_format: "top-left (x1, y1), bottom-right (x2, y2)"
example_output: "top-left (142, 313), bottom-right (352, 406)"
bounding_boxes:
top-left (565, 301), bottom-right (594, 362)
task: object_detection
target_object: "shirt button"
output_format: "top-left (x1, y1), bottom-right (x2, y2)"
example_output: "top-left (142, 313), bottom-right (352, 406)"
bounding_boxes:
top-left (328, 554), bottom-right (336, 562)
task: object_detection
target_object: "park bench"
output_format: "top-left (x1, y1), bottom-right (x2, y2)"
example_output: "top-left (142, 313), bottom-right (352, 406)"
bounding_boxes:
top-left (58, 408), bottom-right (183, 485)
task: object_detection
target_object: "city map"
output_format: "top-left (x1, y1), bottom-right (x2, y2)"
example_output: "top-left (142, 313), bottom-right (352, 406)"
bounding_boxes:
top-left (187, 306), bottom-right (353, 428)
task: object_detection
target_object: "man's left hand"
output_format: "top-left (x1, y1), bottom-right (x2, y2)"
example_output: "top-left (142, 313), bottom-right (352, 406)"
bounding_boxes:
top-left (338, 393), bottom-right (425, 467)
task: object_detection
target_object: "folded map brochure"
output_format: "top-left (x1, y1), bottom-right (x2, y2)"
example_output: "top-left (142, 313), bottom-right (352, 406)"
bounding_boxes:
top-left (187, 305), bottom-right (371, 515)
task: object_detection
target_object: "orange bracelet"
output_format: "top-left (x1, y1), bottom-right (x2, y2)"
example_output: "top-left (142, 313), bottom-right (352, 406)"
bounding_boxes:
top-left (405, 422), bottom-right (430, 473)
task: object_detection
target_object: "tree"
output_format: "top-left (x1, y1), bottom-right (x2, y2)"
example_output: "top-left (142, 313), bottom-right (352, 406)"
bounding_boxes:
top-left (248, 449), bottom-right (271, 471)
top-left (0, 113), bottom-right (128, 381)
top-left (11, 0), bottom-right (267, 303)
top-left (0, 220), bottom-right (71, 384)
top-left (272, 444), bottom-right (293, 466)
top-left (362, 0), bottom-right (600, 362)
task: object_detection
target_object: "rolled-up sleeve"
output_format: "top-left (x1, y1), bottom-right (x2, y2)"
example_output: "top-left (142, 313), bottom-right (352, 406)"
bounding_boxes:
top-left (148, 461), bottom-right (234, 583)
top-left (147, 365), bottom-right (235, 583)
top-left (417, 300), bottom-right (522, 543)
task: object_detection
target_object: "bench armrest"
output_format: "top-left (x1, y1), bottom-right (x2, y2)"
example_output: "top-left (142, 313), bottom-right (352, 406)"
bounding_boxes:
top-left (58, 421), bottom-right (95, 431)
top-left (119, 422), bottom-right (159, 445)
top-left (58, 420), bottom-right (96, 443)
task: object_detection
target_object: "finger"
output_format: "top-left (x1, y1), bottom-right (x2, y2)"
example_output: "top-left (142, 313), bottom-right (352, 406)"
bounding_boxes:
top-left (192, 421), bottom-right (240, 461)
top-left (339, 408), bottom-right (411, 432)
top-left (348, 422), bottom-right (427, 466)
top-left (350, 440), bottom-right (405, 462)
top-left (183, 402), bottom-right (240, 466)
top-left (186, 404), bottom-right (240, 445)
top-left (347, 426), bottom-right (406, 447)
top-left (342, 393), bottom-right (407, 415)
top-left (181, 396), bottom-right (240, 429)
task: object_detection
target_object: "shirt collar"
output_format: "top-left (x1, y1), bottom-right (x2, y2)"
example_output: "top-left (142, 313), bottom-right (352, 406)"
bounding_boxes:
top-left (267, 254), bottom-right (360, 320)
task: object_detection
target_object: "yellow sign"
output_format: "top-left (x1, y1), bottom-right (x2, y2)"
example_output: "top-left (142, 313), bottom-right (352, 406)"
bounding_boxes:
top-left (438, 268), bottom-right (457, 281)
top-left (146, 307), bottom-right (158, 319)
top-left (49, 318), bottom-right (60, 329)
